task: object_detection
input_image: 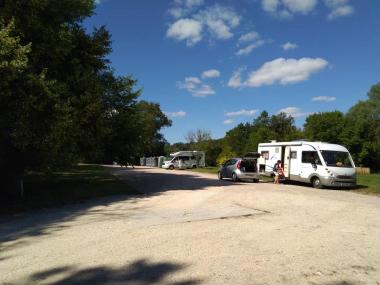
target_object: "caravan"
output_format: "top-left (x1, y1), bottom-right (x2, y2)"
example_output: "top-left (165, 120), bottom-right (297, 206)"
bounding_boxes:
top-left (257, 141), bottom-right (356, 188)
top-left (162, 151), bottom-right (206, 170)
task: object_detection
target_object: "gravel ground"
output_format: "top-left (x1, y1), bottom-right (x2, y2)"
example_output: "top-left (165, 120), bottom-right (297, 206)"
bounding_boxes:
top-left (1, 166), bottom-right (379, 285)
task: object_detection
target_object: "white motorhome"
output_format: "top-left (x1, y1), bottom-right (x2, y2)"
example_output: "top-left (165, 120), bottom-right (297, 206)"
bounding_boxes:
top-left (162, 151), bottom-right (206, 170)
top-left (257, 140), bottom-right (356, 188)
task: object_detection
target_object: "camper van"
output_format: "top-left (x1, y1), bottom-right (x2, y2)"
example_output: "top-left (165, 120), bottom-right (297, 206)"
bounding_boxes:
top-left (162, 151), bottom-right (206, 170)
top-left (257, 141), bottom-right (356, 188)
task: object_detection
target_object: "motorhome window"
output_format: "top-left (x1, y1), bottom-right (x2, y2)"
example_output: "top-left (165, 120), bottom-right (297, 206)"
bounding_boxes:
top-left (290, 151), bottom-right (297, 159)
top-left (190, 156), bottom-right (195, 160)
top-left (320, 151), bottom-right (353, 168)
top-left (302, 151), bottom-right (322, 165)
top-left (180, 156), bottom-right (189, 161)
top-left (261, 151), bottom-right (269, 159)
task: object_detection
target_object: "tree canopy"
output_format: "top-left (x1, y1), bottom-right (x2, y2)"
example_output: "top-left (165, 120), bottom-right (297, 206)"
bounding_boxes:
top-left (0, 0), bottom-right (171, 195)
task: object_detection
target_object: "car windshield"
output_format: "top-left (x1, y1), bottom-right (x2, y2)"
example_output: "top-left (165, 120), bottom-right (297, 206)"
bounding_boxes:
top-left (320, 151), bottom-right (353, 168)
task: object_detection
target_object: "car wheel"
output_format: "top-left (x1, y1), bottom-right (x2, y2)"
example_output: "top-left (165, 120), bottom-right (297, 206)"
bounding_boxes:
top-left (232, 173), bottom-right (239, 182)
top-left (192, 165), bottom-right (197, 169)
top-left (218, 172), bottom-right (223, 180)
top-left (312, 177), bottom-right (323, 189)
top-left (169, 165), bottom-right (174, 170)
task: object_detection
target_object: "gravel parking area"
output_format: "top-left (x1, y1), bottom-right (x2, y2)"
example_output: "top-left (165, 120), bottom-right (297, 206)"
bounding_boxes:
top-left (1, 166), bottom-right (379, 285)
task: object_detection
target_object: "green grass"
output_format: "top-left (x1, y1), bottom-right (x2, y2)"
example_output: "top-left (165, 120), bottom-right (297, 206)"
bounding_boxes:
top-left (188, 166), bottom-right (219, 174)
top-left (189, 167), bottom-right (380, 195)
top-left (355, 174), bottom-right (380, 195)
top-left (2, 165), bottom-right (139, 213)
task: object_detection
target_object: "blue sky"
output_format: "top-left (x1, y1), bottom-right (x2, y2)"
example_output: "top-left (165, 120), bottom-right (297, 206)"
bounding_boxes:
top-left (85, 0), bottom-right (380, 143)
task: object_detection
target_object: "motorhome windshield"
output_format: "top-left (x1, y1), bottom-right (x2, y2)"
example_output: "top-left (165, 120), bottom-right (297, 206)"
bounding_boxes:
top-left (320, 150), bottom-right (353, 168)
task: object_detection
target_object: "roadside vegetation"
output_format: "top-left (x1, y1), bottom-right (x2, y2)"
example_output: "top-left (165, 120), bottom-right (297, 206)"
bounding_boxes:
top-left (355, 174), bottom-right (380, 195)
top-left (189, 167), bottom-right (380, 195)
top-left (166, 84), bottom-right (380, 173)
top-left (1, 165), bottom-right (138, 214)
top-left (1, 0), bottom-right (379, 202)
top-left (1, 1), bottom-right (171, 198)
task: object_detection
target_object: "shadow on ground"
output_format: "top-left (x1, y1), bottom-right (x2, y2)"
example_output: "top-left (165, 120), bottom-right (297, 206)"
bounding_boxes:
top-left (0, 166), bottom-right (245, 249)
top-left (110, 166), bottom-right (250, 194)
top-left (29, 258), bottom-right (200, 285)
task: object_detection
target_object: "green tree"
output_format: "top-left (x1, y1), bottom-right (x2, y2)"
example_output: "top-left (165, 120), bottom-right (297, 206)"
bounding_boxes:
top-left (304, 111), bottom-right (346, 144)
top-left (0, 1), bottom-right (171, 197)
top-left (343, 84), bottom-right (380, 169)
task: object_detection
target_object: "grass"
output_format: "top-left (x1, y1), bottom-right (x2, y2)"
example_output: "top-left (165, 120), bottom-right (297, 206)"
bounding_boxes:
top-left (189, 167), bottom-right (380, 195)
top-left (355, 174), bottom-right (380, 195)
top-left (188, 166), bottom-right (219, 174)
top-left (1, 164), bottom-right (139, 214)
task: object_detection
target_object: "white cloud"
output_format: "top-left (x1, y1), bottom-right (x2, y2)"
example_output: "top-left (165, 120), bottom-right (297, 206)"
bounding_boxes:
top-left (261, 0), bottom-right (317, 17)
top-left (179, 0), bottom-right (204, 8)
top-left (236, 40), bottom-right (266, 56)
top-left (227, 69), bottom-right (243, 88)
top-left (277, 107), bottom-right (308, 118)
top-left (224, 119), bottom-right (234, 125)
top-left (192, 84), bottom-right (215, 97)
top-left (194, 5), bottom-right (241, 40)
top-left (167, 4), bottom-right (241, 46)
top-left (261, 0), bottom-right (354, 20)
top-left (166, 110), bottom-right (187, 117)
top-left (225, 109), bottom-right (259, 117)
top-left (262, 0), bottom-right (279, 13)
top-left (326, 4), bottom-right (354, 20)
top-left (202, 69), bottom-right (221, 78)
top-left (245, 57), bottom-right (328, 87)
top-left (312, 96), bottom-right (336, 102)
top-left (281, 42), bottom-right (298, 51)
top-left (282, 0), bottom-right (317, 14)
top-left (324, 0), bottom-right (354, 20)
top-left (166, 18), bottom-right (203, 46)
top-left (238, 31), bottom-right (260, 43)
top-left (178, 77), bottom-right (215, 97)
top-left (169, 0), bottom-right (204, 18)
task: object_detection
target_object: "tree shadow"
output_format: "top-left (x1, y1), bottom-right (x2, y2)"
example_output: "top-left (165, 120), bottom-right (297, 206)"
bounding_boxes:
top-left (109, 166), bottom-right (250, 195)
top-left (29, 259), bottom-right (201, 285)
top-left (0, 166), bottom-right (245, 249)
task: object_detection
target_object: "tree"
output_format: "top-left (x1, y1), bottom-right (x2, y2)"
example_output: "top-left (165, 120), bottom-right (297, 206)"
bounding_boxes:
top-left (0, 1), bottom-right (172, 197)
top-left (343, 84), bottom-right (380, 169)
top-left (304, 111), bottom-right (345, 144)
top-left (185, 129), bottom-right (211, 143)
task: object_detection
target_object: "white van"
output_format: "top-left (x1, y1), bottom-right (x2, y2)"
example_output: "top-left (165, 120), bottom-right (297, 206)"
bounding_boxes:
top-left (162, 151), bottom-right (205, 170)
top-left (257, 140), bottom-right (356, 188)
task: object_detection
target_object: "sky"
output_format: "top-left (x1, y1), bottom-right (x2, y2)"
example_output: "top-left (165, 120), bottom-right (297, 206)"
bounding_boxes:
top-left (84, 0), bottom-right (380, 143)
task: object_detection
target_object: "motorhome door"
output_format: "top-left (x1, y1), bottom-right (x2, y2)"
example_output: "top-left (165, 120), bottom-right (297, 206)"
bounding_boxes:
top-left (301, 151), bottom-right (322, 179)
top-left (283, 146), bottom-right (291, 178)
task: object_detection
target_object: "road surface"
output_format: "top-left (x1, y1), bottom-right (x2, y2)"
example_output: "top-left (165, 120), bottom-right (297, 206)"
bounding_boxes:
top-left (1, 166), bottom-right (379, 285)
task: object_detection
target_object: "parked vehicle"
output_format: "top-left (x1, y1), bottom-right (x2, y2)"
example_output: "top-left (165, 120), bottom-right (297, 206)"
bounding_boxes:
top-left (218, 155), bottom-right (260, 182)
top-left (257, 140), bottom-right (356, 188)
top-left (162, 151), bottom-right (205, 170)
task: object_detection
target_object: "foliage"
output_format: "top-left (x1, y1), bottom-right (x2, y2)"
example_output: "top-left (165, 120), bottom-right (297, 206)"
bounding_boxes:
top-left (304, 111), bottom-right (345, 144)
top-left (343, 84), bottom-right (380, 169)
top-left (1, 165), bottom-right (139, 213)
top-left (185, 129), bottom-right (212, 143)
top-left (0, 0), bottom-right (171, 195)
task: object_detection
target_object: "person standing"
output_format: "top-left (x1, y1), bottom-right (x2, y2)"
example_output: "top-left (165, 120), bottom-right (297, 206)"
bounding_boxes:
top-left (273, 160), bottom-right (283, 184)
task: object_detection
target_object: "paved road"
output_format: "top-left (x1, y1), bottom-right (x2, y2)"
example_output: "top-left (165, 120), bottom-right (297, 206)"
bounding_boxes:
top-left (1, 166), bottom-right (380, 285)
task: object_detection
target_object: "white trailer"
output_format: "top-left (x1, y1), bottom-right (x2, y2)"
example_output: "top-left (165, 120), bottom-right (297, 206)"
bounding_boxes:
top-left (257, 140), bottom-right (356, 188)
top-left (162, 151), bottom-right (205, 170)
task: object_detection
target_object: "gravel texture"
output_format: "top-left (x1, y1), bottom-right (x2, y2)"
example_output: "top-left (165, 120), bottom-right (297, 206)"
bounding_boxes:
top-left (1, 166), bottom-right (379, 285)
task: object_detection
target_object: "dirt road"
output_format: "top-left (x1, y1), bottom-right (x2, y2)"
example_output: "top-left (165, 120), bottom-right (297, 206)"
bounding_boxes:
top-left (1, 166), bottom-right (380, 285)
